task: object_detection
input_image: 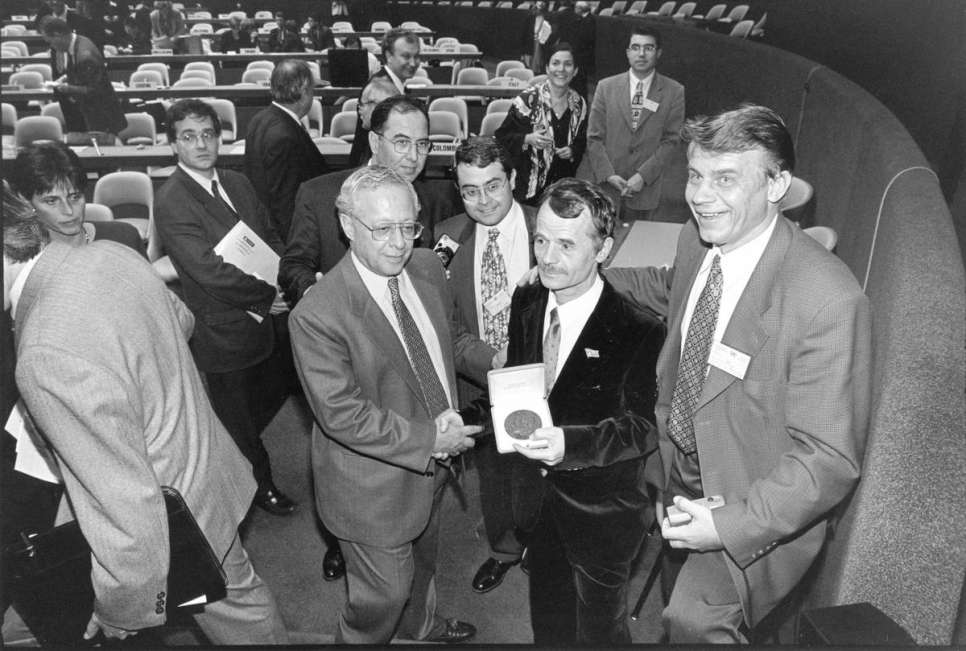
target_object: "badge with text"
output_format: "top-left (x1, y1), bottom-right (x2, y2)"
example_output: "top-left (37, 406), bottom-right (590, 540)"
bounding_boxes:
top-left (484, 290), bottom-right (511, 316)
top-left (641, 98), bottom-right (660, 112)
top-left (708, 342), bottom-right (751, 379)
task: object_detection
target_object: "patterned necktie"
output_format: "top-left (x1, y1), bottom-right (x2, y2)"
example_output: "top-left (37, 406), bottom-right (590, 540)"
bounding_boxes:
top-left (211, 180), bottom-right (240, 221)
top-left (481, 228), bottom-right (510, 349)
top-left (388, 277), bottom-right (450, 417)
top-left (543, 306), bottom-right (560, 396)
top-left (631, 79), bottom-right (645, 130)
top-left (667, 255), bottom-right (723, 455)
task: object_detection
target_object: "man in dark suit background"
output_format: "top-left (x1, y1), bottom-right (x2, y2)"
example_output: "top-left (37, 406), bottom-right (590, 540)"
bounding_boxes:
top-left (244, 59), bottom-right (328, 241)
top-left (155, 99), bottom-right (297, 518)
top-left (218, 14), bottom-right (253, 52)
top-left (40, 16), bottom-right (126, 143)
top-left (347, 76), bottom-right (398, 167)
top-left (501, 178), bottom-right (664, 645)
top-left (267, 19), bottom-right (304, 52)
top-left (434, 137), bottom-right (536, 594)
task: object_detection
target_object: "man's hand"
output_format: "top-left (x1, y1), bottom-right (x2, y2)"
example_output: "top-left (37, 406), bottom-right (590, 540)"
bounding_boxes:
top-left (269, 288), bottom-right (289, 314)
top-left (84, 612), bottom-right (136, 641)
top-left (624, 173), bottom-right (644, 195)
top-left (512, 426), bottom-right (564, 465)
top-left (432, 408), bottom-right (480, 459)
top-left (607, 174), bottom-right (629, 194)
top-left (660, 495), bottom-right (724, 552)
top-left (555, 146), bottom-right (574, 160)
top-left (491, 346), bottom-right (508, 369)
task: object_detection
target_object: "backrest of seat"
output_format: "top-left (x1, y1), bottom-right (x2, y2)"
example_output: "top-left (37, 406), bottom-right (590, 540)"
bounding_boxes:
top-left (487, 98), bottom-right (514, 114)
top-left (456, 67), bottom-right (489, 85)
top-left (428, 110), bottom-right (461, 141)
top-left (480, 111), bottom-right (507, 136)
top-left (329, 111), bottom-right (358, 139)
top-left (9, 71), bottom-right (44, 89)
top-left (729, 19), bottom-right (754, 38)
top-left (14, 116), bottom-right (63, 146)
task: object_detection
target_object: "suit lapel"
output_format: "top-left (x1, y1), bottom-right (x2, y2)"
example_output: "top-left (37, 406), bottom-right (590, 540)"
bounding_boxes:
top-left (174, 167), bottom-right (239, 233)
top-left (634, 73), bottom-right (664, 131)
top-left (550, 281), bottom-right (610, 397)
top-left (450, 217), bottom-right (479, 334)
top-left (616, 72), bottom-right (635, 131)
top-left (519, 285), bottom-right (550, 369)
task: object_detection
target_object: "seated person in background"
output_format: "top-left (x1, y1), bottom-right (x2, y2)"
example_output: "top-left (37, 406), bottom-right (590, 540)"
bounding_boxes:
top-left (219, 14), bottom-right (253, 52)
top-left (121, 16), bottom-right (152, 54)
top-left (347, 76), bottom-right (398, 166)
top-left (305, 14), bottom-right (336, 51)
top-left (268, 19), bottom-right (305, 52)
top-left (7, 142), bottom-right (144, 256)
top-left (149, 0), bottom-right (186, 49)
top-left (342, 35), bottom-right (382, 77)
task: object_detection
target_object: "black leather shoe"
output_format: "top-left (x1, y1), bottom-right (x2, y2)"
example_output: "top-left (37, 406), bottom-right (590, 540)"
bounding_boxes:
top-left (425, 619), bottom-right (476, 644)
top-left (323, 546), bottom-right (345, 581)
top-left (254, 486), bottom-right (296, 516)
top-left (471, 557), bottom-right (519, 593)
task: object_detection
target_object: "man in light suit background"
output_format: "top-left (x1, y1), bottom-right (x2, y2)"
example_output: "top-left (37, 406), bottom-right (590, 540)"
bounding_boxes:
top-left (434, 137), bottom-right (536, 594)
top-left (244, 59), bottom-right (328, 241)
top-left (3, 189), bottom-right (287, 644)
top-left (155, 99), bottom-right (297, 518)
top-left (289, 166), bottom-right (488, 644)
top-left (497, 178), bottom-right (665, 645)
top-left (582, 26), bottom-right (685, 221)
top-left (605, 105), bottom-right (872, 642)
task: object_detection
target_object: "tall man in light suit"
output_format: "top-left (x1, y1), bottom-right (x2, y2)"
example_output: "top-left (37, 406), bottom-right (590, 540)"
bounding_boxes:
top-left (605, 105), bottom-right (872, 642)
top-left (583, 26), bottom-right (685, 221)
top-left (495, 178), bottom-right (665, 645)
top-left (289, 167), bottom-right (487, 644)
top-left (434, 137), bottom-right (537, 594)
top-left (4, 191), bottom-right (287, 644)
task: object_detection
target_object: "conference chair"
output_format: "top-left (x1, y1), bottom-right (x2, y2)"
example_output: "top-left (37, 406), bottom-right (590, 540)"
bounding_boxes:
top-left (118, 112), bottom-right (157, 146)
top-left (342, 98), bottom-right (359, 113)
top-left (413, 66), bottom-right (429, 79)
top-left (3, 40), bottom-right (28, 56)
top-left (517, 1), bottom-right (533, 9)
top-left (429, 97), bottom-right (469, 138)
top-left (488, 76), bottom-right (524, 88)
top-left (189, 23), bottom-right (213, 34)
top-left (190, 10), bottom-right (212, 19)
top-left (332, 21), bottom-right (354, 32)
top-left (83, 203), bottom-right (114, 222)
top-left (261, 21), bottom-right (279, 33)
top-left (506, 67), bottom-right (534, 83)
top-left (254, 10), bottom-right (273, 19)
top-left (673, 1), bottom-right (696, 18)
top-left (720, 3), bottom-right (749, 22)
top-left (477, 1), bottom-right (493, 7)
top-left (301, 98), bottom-right (324, 137)
top-left (184, 61), bottom-right (216, 80)
top-left (610, 1), bottom-right (627, 13)
top-left (305, 60), bottom-right (323, 85)
top-left (479, 111), bottom-right (507, 137)
top-left (14, 116), bottom-right (63, 147)
top-left (1, 24), bottom-right (27, 35)
top-left (803, 226), bottom-right (838, 252)
top-left (496, 60), bottom-right (525, 77)
top-left (19, 63), bottom-right (53, 82)
top-left (728, 19), bottom-right (754, 38)
top-left (454, 67), bottom-right (489, 102)
top-left (626, 1), bottom-right (648, 15)
top-left (104, 44), bottom-right (118, 55)
top-left (92, 170), bottom-right (152, 241)
top-left (400, 21), bottom-right (422, 28)
top-left (178, 69), bottom-right (216, 84)
top-left (529, 73), bottom-right (548, 85)
top-left (780, 176), bottom-right (814, 211)
top-left (487, 99), bottom-right (513, 114)
top-left (9, 71), bottom-right (44, 90)
top-left (245, 60), bottom-right (275, 71)
top-left (1, 47), bottom-right (21, 59)
top-left (694, 3), bottom-right (726, 20)
top-left (130, 69), bottom-right (165, 88)
top-left (498, 1), bottom-right (515, 6)
top-left (228, 10), bottom-right (247, 20)
top-left (428, 110), bottom-right (461, 142)
top-left (2, 103), bottom-right (16, 135)
top-left (136, 62), bottom-right (170, 86)
top-left (40, 102), bottom-right (66, 129)
top-left (750, 12), bottom-right (767, 37)
top-left (598, 7), bottom-right (613, 15)
top-left (647, 1), bottom-right (676, 16)
top-left (328, 111), bottom-right (357, 141)
top-left (171, 77), bottom-right (214, 88)
top-left (436, 37), bottom-right (460, 48)
top-left (371, 21), bottom-right (392, 32)
top-left (203, 99), bottom-right (237, 142)
top-left (241, 68), bottom-right (271, 85)
top-left (405, 77), bottom-right (435, 89)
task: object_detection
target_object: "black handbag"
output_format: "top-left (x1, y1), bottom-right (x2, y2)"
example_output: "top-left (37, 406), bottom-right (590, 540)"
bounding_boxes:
top-left (1, 486), bottom-right (227, 645)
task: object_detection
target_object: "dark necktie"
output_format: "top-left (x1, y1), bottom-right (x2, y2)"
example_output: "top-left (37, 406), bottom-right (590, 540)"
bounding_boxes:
top-left (543, 306), bottom-right (560, 396)
top-left (388, 277), bottom-right (450, 417)
top-left (481, 228), bottom-right (510, 349)
top-left (211, 180), bottom-right (240, 221)
top-left (667, 255), bottom-right (723, 455)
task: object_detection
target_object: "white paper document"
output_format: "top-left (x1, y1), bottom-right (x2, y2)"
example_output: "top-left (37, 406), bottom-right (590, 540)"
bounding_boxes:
top-left (214, 221), bottom-right (280, 323)
top-left (6, 401), bottom-right (62, 484)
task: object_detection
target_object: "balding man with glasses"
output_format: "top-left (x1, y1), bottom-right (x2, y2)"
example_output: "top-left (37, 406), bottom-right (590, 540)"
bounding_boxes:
top-left (281, 95), bottom-right (457, 305)
top-left (290, 166), bottom-right (488, 644)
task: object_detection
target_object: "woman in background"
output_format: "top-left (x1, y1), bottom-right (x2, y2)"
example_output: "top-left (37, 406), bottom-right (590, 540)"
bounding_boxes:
top-left (149, 0), bottom-right (185, 49)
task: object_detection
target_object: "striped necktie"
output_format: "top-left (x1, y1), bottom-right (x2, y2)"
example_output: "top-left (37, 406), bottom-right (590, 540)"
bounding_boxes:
top-left (543, 306), bottom-right (560, 396)
top-left (481, 228), bottom-right (509, 349)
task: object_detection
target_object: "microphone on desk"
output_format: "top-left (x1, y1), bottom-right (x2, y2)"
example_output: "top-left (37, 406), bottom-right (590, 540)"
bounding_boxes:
top-left (90, 133), bottom-right (103, 156)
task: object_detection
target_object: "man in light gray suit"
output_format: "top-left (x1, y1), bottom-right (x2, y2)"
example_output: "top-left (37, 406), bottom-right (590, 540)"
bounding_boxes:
top-left (583, 26), bottom-right (685, 220)
top-left (3, 189), bottom-right (287, 645)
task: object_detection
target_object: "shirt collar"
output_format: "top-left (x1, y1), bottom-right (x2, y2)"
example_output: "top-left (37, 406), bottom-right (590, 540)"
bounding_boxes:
top-left (9, 251), bottom-right (44, 320)
top-left (383, 66), bottom-right (406, 93)
top-left (475, 200), bottom-right (525, 237)
top-left (546, 272), bottom-right (604, 319)
top-left (707, 213), bottom-right (779, 271)
top-left (628, 69), bottom-right (655, 86)
top-left (178, 163), bottom-right (221, 192)
top-left (272, 101), bottom-right (303, 126)
top-left (351, 250), bottom-right (410, 294)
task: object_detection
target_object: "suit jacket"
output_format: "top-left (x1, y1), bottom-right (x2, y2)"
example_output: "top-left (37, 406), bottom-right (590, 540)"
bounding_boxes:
top-left (50, 34), bottom-right (126, 134)
top-left (244, 104), bottom-right (329, 241)
top-left (289, 248), bottom-right (489, 546)
top-left (582, 71), bottom-right (685, 210)
top-left (14, 241), bottom-right (255, 630)
top-left (280, 168), bottom-right (458, 303)
top-left (506, 280), bottom-right (665, 540)
top-left (218, 28), bottom-right (253, 52)
top-left (433, 204), bottom-right (538, 403)
top-left (154, 166), bottom-right (283, 373)
top-left (605, 217), bottom-right (872, 625)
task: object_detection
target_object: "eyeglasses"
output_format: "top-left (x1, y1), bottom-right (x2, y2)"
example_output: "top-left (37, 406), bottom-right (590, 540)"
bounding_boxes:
top-left (628, 43), bottom-right (657, 53)
top-left (459, 177), bottom-right (508, 202)
top-left (352, 214), bottom-right (424, 241)
top-left (176, 130), bottom-right (218, 145)
top-left (374, 132), bottom-right (433, 155)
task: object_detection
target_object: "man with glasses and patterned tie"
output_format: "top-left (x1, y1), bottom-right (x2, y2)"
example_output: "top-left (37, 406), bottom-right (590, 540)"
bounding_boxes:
top-left (289, 166), bottom-right (488, 644)
top-left (604, 105), bottom-right (872, 642)
top-left (433, 137), bottom-right (537, 595)
top-left (155, 99), bottom-right (298, 518)
top-left (582, 26), bottom-right (685, 221)
top-left (482, 178), bottom-right (665, 645)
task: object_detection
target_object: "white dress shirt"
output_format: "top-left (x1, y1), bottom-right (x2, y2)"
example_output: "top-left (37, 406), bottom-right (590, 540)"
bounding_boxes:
top-left (351, 253), bottom-right (454, 409)
top-left (178, 164), bottom-right (238, 213)
top-left (271, 101), bottom-right (304, 128)
top-left (9, 252), bottom-right (43, 319)
top-left (383, 66), bottom-right (406, 94)
top-left (628, 68), bottom-right (655, 104)
top-left (472, 201), bottom-right (530, 337)
top-left (542, 275), bottom-right (604, 386)
top-left (680, 215), bottom-right (779, 352)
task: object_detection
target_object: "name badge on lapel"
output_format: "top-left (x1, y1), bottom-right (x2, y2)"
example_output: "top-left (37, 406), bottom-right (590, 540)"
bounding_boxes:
top-left (708, 342), bottom-right (750, 379)
top-left (641, 98), bottom-right (660, 112)
top-left (584, 348), bottom-right (599, 358)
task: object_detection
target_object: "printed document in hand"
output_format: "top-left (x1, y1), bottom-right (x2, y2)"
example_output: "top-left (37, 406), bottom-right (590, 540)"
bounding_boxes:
top-left (214, 221), bottom-right (279, 323)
